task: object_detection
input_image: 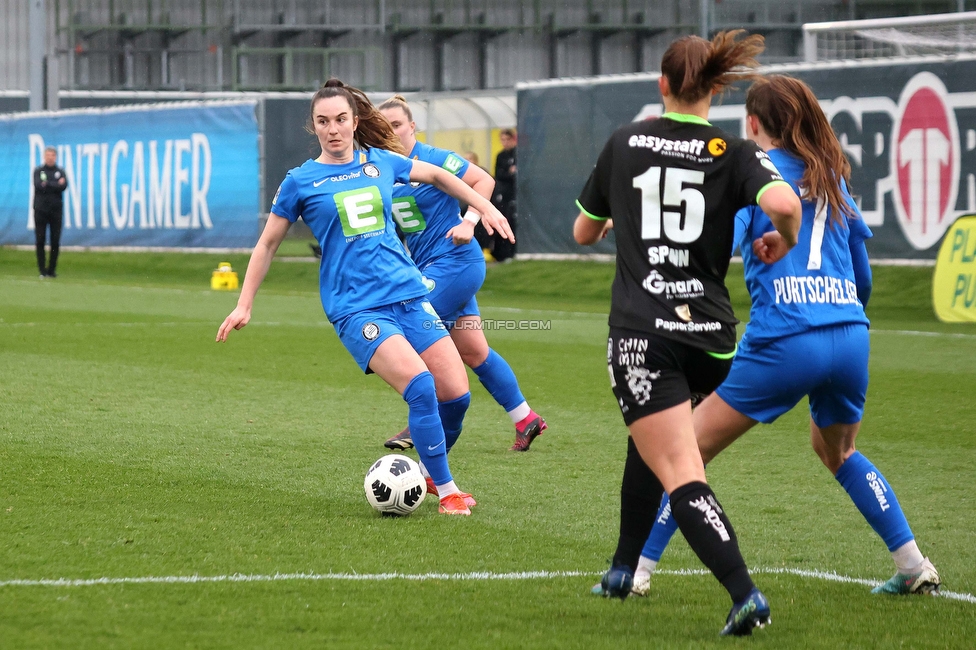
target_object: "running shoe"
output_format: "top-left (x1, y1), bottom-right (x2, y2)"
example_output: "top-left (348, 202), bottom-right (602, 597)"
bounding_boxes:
top-left (590, 567), bottom-right (650, 598)
top-left (510, 413), bottom-right (547, 452)
top-left (438, 493), bottom-right (472, 516)
top-left (631, 569), bottom-right (651, 596)
top-left (591, 565), bottom-right (634, 600)
top-left (425, 477), bottom-right (476, 507)
top-left (719, 588), bottom-right (771, 636)
top-left (871, 557), bottom-right (941, 595)
top-left (384, 427), bottom-right (414, 451)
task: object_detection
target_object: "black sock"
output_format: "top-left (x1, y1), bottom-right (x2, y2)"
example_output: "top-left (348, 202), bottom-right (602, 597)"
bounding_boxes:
top-left (611, 437), bottom-right (665, 571)
top-left (669, 481), bottom-right (754, 603)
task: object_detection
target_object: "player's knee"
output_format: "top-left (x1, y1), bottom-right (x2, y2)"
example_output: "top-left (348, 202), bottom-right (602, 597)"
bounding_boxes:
top-left (403, 371), bottom-right (437, 411)
top-left (459, 346), bottom-right (488, 368)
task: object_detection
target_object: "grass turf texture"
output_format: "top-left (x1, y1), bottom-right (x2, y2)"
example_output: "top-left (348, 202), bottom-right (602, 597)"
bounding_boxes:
top-left (1, 248), bottom-right (974, 648)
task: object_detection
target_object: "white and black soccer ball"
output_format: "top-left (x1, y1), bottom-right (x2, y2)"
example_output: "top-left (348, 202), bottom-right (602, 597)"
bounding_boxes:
top-left (364, 454), bottom-right (427, 516)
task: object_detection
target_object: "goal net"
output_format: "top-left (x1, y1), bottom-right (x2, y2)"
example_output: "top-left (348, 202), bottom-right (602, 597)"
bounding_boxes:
top-left (803, 11), bottom-right (976, 62)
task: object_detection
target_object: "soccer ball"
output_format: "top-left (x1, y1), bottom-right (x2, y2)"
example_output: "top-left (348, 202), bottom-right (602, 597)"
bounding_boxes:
top-left (364, 454), bottom-right (427, 516)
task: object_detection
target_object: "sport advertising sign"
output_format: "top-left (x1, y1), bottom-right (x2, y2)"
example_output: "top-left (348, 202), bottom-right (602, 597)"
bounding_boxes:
top-left (0, 101), bottom-right (260, 248)
top-left (517, 56), bottom-right (976, 258)
top-left (932, 214), bottom-right (976, 322)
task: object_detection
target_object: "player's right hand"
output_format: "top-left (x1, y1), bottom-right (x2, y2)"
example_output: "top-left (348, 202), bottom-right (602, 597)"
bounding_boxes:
top-left (216, 306), bottom-right (251, 342)
top-left (753, 231), bottom-right (790, 265)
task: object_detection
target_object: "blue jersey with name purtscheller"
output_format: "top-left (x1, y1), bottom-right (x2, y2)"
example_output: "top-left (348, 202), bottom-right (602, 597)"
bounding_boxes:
top-left (271, 148), bottom-right (428, 322)
top-left (736, 149), bottom-right (872, 345)
top-left (393, 141), bottom-right (483, 269)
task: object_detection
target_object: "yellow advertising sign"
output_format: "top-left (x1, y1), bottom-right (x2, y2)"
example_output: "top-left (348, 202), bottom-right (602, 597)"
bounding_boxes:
top-left (932, 214), bottom-right (976, 322)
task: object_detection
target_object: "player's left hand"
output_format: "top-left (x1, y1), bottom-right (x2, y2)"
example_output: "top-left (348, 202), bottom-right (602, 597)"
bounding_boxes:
top-left (446, 219), bottom-right (476, 246)
top-left (480, 204), bottom-right (515, 244)
top-left (753, 231), bottom-right (790, 264)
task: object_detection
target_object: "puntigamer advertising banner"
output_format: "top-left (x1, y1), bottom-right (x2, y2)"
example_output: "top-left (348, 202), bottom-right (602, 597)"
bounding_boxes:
top-left (517, 56), bottom-right (976, 259)
top-left (0, 101), bottom-right (260, 248)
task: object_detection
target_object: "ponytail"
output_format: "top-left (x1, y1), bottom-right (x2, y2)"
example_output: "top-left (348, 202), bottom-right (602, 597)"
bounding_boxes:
top-left (307, 79), bottom-right (406, 155)
top-left (746, 75), bottom-right (856, 223)
top-left (661, 30), bottom-right (765, 104)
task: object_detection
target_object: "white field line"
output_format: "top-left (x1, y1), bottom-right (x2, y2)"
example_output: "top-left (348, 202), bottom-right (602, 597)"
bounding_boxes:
top-left (871, 329), bottom-right (976, 340)
top-left (0, 567), bottom-right (972, 604)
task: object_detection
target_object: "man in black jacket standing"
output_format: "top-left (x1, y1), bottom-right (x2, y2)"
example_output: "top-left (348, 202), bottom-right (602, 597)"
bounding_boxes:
top-left (491, 129), bottom-right (518, 262)
top-left (33, 146), bottom-right (68, 278)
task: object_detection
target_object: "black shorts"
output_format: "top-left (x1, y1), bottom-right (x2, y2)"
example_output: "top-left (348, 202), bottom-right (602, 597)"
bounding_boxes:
top-left (607, 327), bottom-right (734, 426)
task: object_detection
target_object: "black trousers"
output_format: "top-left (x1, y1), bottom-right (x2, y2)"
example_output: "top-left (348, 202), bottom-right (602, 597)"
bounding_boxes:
top-left (491, 200), bottom-right (517, 261)
top-left (34, 208), bottom-right (63, 274)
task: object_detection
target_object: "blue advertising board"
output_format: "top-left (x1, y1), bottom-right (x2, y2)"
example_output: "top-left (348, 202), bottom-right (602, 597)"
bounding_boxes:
top-left (0, 101), bottom-right (260, 248)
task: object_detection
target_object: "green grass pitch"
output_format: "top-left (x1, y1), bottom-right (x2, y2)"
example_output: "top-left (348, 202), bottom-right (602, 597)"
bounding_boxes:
top-left (1, 247), bottom-right (975, 648)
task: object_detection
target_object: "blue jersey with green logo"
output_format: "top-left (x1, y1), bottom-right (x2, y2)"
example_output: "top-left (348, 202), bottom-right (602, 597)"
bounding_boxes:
top-left (737, 149), bottom-right (872, 345)
top-left (271, 148), bottom-right (427, 322)
top-left (393, 141), bottom-right (483, 269)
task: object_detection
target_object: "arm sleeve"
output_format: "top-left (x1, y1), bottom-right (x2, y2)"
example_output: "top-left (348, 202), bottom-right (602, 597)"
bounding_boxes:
top-left (576, 136), bottom-right (615, 220)
top-left (732, 207), bottom-right (751, 256)
top-left (433, 149), bottom-right (469, 178)
top-left (33, 168), bottom-right (44, 192)
top-left (57, 167), bottom-right (68, 193)
top-left (385, 150), bottom-right (414, 184)
top-left (850, 238), bottom-right (872, 307)
top-left (270, 173), bottom-right (301, 223)
top-left (735, 141), bottom-right (789, 208)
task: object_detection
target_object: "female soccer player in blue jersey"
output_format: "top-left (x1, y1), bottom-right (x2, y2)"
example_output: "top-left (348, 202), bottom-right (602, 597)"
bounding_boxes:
top-left (216, 80), bottom-right (513, 516)
top-left (377, 96), bottom-right (547, 456)
top-left (574, 31), bottom-right (803, 636)
top-left (631, 75), bottom-right (940, 596)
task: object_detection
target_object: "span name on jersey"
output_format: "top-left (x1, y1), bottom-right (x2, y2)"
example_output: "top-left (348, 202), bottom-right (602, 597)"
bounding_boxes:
top-left (773, 275), bottom-right (861, 306)
top-left (647, 244), bottom-right (689, 267)
top-left (628, 134), bottom-right (705, 156)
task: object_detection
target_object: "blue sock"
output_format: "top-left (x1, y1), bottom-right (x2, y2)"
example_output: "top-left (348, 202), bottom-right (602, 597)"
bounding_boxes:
top-left (472, 349), bottom-right (525, 413)
top-left (439, 392), bottom-right (470, 452)
top-left (641, 492), bottom-right (679, 562)
top-left (402, 371), bottom-right (451, 486)
top-left (835, 451), bottom-right (914, 551)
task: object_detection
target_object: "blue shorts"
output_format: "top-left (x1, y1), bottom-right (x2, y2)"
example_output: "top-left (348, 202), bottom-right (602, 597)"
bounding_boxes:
top-left (419, 257), bottom-right (485, 328)
top-left (333, 298), bottom-right (448, 373)
top-left (716, 323), bottom-right (869, 428)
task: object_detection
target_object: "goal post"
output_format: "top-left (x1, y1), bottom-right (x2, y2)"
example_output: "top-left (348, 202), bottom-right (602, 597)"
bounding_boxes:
top-left (803, 11), bottom-right (976, 62)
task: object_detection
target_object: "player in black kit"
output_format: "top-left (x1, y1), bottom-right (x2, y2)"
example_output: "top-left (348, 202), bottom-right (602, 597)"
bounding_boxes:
top-left (574, 31), bottom-right (801, 636)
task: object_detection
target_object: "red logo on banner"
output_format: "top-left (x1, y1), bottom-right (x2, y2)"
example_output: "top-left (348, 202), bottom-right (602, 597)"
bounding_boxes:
top-left (892, 72), bottom-right (960, 250)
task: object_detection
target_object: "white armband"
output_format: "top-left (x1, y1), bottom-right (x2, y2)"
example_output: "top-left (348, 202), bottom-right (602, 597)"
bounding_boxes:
top-left (463, 209), bottom-right (481, 225)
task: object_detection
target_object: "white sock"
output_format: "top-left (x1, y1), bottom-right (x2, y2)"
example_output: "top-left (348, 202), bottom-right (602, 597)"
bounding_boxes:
top-left (436, 480), bottom-right (460, 498)
top-left (507, 402), bottom-right (531, 424)
top-left (418, 461), bottom-right (430, 479)
top-left (636, 556), bottom-right (658, 578)
top-left (892, 540), bottom-right (925, 573)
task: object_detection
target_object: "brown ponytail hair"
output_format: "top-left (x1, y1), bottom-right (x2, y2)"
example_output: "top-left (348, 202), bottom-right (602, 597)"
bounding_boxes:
top-left (746, 75), bottom-right (855, 223)
top-left (377, 94), bottom-right (413, 122)
top-left (307, 79), bottom-right (406, 155)
top-left (661, 30), bottom-right (765, 104)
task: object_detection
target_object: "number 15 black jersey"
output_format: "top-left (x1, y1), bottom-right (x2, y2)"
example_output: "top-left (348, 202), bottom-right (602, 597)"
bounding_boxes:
top-left (576, 113), bottom-right (787, 353)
